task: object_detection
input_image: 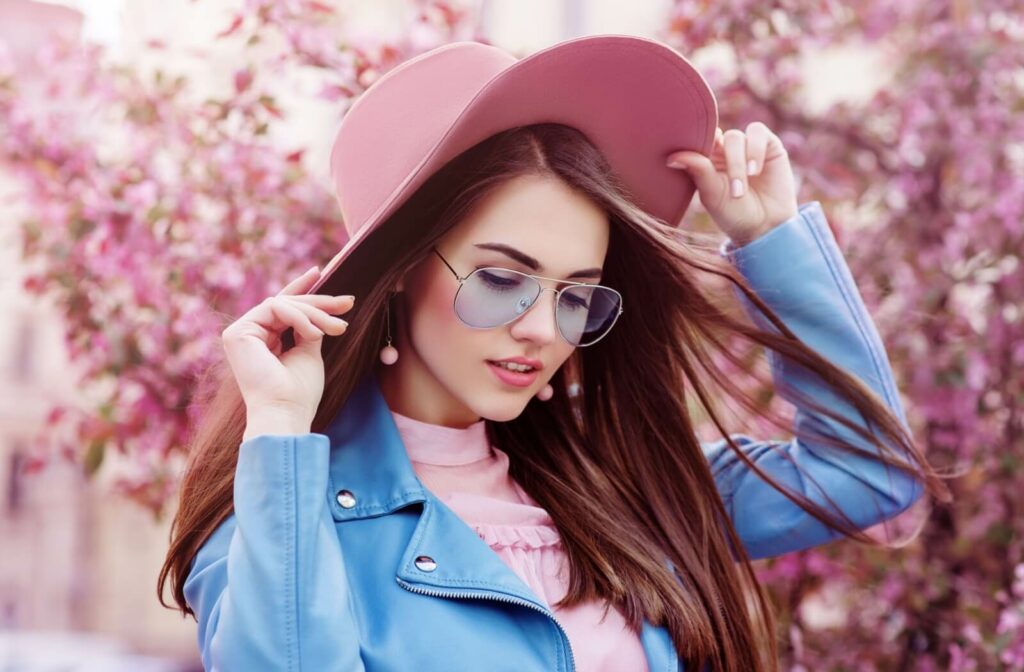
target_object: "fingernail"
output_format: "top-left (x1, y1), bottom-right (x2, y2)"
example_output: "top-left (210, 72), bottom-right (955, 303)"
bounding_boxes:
top-left (747, 159), bottom-right (757, 175)
top-left (731, 178), bottom-right (745, 198)
top-left (666, 157), bottom-right (685, 168)
top-left (307, 265), bottom-right (319, 275)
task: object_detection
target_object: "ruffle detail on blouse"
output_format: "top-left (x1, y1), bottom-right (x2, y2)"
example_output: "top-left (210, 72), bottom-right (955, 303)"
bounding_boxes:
top-left (472, 522), bottom-right (562, 550)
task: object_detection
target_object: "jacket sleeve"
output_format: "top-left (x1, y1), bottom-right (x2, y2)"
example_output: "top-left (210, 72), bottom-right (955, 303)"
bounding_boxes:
top-left (702, 201), bottom-right (925, 561)
top-left (183, 433), bottom-right (366, 671)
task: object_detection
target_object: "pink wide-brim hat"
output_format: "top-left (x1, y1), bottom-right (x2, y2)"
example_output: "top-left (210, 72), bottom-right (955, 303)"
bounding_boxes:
top-left (307, 33), bottom-right (718, 295)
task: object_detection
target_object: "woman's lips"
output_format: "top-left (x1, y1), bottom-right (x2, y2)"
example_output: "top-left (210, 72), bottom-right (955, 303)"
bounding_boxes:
top-left (486, 360), bottom-right (539, 387)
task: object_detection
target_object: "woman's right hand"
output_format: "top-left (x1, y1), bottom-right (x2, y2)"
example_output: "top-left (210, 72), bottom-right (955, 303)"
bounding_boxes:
top-left (222, 265), bottom-right (354, 436)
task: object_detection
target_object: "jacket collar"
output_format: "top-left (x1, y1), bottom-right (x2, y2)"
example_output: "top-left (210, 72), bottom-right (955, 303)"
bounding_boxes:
top-left (324, 371), bottom-right (428, 518)
top-left (322, 371), bottom-right (548, 606)
top-left (321, 371), bottom-right (680, 670)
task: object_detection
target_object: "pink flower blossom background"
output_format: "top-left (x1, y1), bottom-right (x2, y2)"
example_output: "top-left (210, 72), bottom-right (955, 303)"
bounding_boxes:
top-left (0, 0), bottom-right (1019, 668)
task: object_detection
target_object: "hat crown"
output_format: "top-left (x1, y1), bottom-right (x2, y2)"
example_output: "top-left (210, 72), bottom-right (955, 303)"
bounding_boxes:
top-left (306, 34), bottom-right (717, 297)
top-left (330, 42), bottom-right (516, 237)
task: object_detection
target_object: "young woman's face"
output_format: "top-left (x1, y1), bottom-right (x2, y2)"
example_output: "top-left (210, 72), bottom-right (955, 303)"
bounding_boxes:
top-left (378, 173), bottom-right (611, 426)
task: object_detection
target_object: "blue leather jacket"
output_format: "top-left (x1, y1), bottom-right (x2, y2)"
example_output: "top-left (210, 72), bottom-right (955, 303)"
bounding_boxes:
top-left (183, 201), bottom-right (924, 671)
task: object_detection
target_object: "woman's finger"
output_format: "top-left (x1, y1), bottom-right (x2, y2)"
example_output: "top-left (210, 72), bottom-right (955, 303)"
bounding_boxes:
top-left (664, 148), bottom-right (724, 203)
top-left (278, 296), bottom-right (350, 335)
top-left (277, 265), bottom-right (321, 297)
top-left (266, 299), bottom-right (324, 342)
top-left (721, 128), bottom-right (748, 198)
top-left (229, 295), bottom-right (322, 345)
top-left (284, 293), bottom-right (356, 316)
top-left (222, 297), bottom-right (322, 370)
top-left (234, 293), bottom-right (352, 357)
top-left (744, 122), bottom-right (770, 176)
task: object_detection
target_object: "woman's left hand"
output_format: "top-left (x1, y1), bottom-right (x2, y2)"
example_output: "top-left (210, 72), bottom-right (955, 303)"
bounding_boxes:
top-left (666, 122), bottom-right (799, 247)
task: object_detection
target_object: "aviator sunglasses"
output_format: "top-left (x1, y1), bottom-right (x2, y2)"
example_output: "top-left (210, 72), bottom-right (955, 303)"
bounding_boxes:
top-left (431, 247), bottom-right (624, 347)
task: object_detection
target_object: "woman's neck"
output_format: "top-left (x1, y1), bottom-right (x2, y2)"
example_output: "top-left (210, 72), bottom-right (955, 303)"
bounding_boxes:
top-left (390, 407), bottom-right (491, 466)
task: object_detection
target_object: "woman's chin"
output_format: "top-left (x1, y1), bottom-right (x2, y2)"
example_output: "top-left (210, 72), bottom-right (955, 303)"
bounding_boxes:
top-left (470, 390), bottom-right (533, 423)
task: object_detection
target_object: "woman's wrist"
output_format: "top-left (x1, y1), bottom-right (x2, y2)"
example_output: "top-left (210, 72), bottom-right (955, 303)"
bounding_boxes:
top-left (243, 406), bottom-right (313, 442)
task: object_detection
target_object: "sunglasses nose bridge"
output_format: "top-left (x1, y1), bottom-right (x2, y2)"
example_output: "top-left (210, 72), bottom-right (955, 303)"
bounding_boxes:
top-left (533, 284), bottom-right (563, 312)
top-left (511, 281), bottom-right (560, 333)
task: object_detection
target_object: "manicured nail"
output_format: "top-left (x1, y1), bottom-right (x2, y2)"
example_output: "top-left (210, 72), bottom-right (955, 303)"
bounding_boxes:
top-left (747, 159), bottom-right (757, 175)
top-left (731, 178), bottom-right (745, 198)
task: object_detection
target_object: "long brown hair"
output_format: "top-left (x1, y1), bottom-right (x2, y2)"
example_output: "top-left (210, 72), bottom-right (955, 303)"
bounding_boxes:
top-left (159, 122), bottom-right (951, 670)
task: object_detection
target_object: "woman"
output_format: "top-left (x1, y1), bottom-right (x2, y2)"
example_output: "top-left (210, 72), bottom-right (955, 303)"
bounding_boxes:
top-left (158, 36), bottom-right (950, 671)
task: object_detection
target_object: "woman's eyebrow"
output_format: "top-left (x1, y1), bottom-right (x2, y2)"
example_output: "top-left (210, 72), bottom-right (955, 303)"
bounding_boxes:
top-left (472, 242), bottom-right (603, 279)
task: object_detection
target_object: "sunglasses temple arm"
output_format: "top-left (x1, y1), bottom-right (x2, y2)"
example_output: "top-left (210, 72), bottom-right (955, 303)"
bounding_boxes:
top-left (432, 248), bottom-right (462, 280)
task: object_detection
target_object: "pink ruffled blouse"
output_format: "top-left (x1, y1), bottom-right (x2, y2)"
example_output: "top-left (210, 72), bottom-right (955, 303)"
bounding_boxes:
top-left (391, 409), bottom-right (649, 672)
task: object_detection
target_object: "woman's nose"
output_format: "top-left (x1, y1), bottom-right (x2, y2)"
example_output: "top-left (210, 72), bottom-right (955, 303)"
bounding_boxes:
top-left (508, 288), bottom-right (560, 345)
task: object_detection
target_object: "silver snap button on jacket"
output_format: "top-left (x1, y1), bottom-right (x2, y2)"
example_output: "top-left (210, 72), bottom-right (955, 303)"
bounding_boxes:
top-left (414, 555), bottom-right (437, 572)
top-left (335, 489), bottom-right (356, 509)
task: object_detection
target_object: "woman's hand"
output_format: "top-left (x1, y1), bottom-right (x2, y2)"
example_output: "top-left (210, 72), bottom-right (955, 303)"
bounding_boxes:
top-left (666, 122), bottom-right (799, 246)
top-left (221, 265), bottom-right (354, 435)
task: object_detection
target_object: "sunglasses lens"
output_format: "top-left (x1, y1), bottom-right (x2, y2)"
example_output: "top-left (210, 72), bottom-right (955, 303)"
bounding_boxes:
top-left (557, 285), bottom-right (622, 346)
top-left (456, 268), bottom-right (540, 328)
top-left (455, 268), bottom-right (621, 346)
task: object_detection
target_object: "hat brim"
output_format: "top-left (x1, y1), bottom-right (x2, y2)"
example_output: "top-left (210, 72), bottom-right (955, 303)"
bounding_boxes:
top-left (309, 34), bottom-right (717, 295)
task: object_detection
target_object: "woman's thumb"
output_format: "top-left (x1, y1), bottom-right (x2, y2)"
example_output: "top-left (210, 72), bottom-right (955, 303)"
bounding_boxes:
top-left (666, 151), bottom-right (719, 195)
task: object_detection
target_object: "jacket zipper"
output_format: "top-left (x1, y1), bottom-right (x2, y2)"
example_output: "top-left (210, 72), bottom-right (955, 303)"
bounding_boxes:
top-left (395, 576), bottom-right (577, 671)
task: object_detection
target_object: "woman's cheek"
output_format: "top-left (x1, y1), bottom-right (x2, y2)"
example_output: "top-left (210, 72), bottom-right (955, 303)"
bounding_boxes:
top-left (424, 277), bottom-right (463, 343)
top-left (419, 276), bottom-right (477, 378)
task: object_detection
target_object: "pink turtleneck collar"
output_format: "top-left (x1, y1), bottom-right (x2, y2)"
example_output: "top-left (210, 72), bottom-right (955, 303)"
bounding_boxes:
top-left (389, 409), bottom-right (492, 466)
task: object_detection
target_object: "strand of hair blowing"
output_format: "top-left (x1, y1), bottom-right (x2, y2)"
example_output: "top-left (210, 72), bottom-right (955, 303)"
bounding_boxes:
top-left (159, 122), bottom-right (953, 671)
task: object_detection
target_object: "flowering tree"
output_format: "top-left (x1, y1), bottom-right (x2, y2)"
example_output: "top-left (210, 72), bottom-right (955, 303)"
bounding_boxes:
top-left (1, 0), bottom-right (1018, 667)
top-left (0, 0), bottom-right (483, 511)
top-left (661, 0), bottom-right (1023, 668)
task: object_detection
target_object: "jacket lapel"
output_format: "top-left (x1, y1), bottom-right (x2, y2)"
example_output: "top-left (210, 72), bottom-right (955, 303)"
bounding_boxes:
top-left (322, 371), bottom-right (680, 669)
top-left (323, 371), bottom-right (550, 608)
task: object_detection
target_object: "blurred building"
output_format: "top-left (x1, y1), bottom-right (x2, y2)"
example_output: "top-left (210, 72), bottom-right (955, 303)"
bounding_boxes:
top-left (0, 1), bottom-right (201, 668)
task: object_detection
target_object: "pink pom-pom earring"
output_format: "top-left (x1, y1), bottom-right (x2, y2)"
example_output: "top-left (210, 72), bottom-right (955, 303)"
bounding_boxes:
top-left (535, 383), bottom-right (553, 401)
top-left (379, 294), bottom-right (399, 365)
